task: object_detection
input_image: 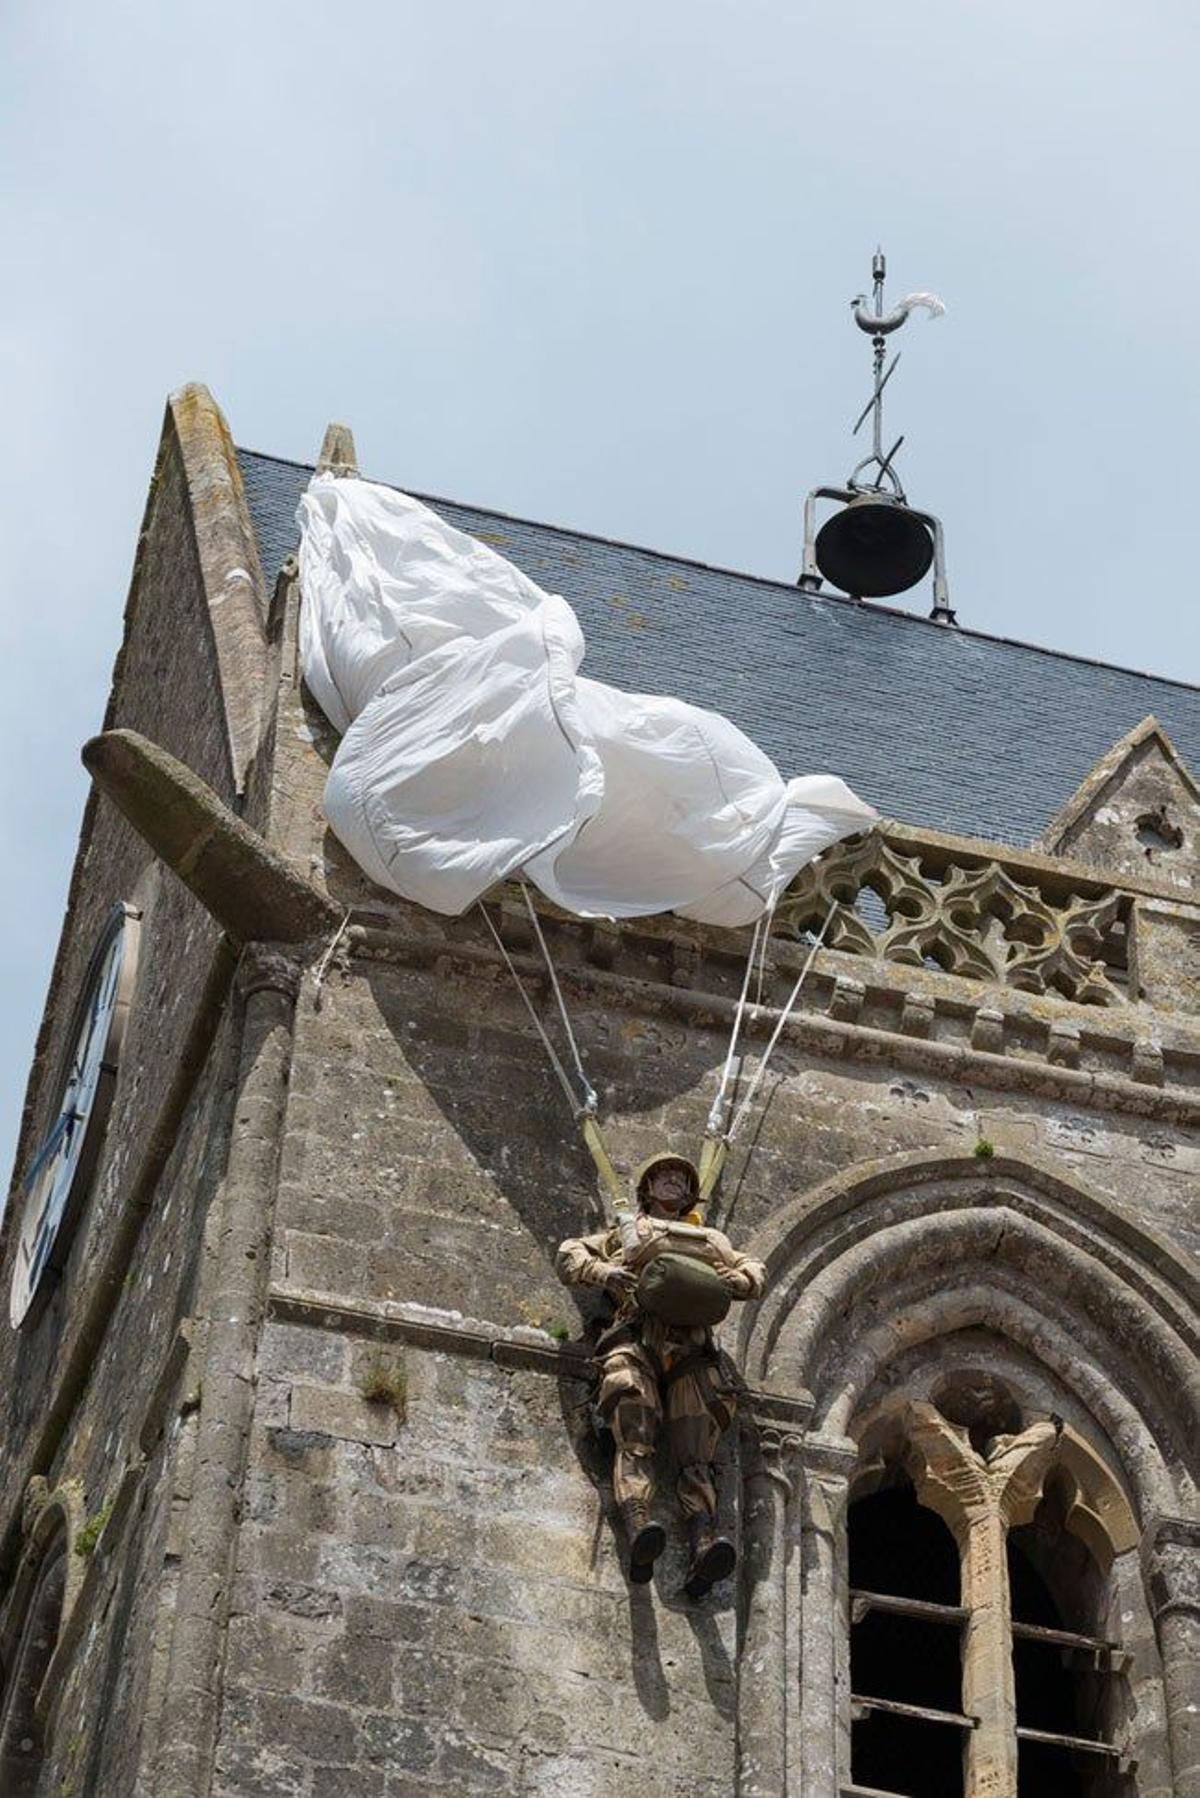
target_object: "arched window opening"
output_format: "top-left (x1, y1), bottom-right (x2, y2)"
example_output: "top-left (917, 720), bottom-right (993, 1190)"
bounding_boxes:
top-left (848, 1475), bottom-right (967, 1798)
top-left (0, 1537), bottom-right (67, 1797)
top-left (1009, 1473), bottom-right (1134, 1798)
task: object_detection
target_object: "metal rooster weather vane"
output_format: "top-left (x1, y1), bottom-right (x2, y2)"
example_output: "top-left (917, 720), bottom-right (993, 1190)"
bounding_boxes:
top-left (801, 248), bottom-right (954, 621)
top-left (849, 250), bottom-right (945, 495)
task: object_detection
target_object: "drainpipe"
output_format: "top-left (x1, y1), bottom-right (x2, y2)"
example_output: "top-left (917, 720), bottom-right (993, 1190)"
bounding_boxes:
top-left (154, 944), bottom-right (302, 1798)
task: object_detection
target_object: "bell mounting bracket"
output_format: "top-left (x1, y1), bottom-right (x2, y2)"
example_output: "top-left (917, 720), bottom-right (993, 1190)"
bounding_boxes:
top-left (799, 485), bottom-right (954, 623)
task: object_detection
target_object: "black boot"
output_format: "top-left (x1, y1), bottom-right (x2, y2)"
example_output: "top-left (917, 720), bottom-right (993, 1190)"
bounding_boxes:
top-left (684, 1515), bottom-right (736, 1599)
top-left (620, 1502), bottom-right (666, 1584)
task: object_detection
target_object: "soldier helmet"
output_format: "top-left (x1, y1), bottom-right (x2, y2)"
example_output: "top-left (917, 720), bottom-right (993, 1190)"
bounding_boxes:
top-left (633, 1152), bottom-right (700, 1211)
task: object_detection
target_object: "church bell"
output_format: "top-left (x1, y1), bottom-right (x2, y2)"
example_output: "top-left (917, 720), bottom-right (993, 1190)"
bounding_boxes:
top-left (813, 491), bottom-right (934, 599)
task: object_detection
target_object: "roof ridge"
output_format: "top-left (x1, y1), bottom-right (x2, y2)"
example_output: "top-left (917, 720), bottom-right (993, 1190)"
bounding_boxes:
top-left (235, 445), bottom-right (1200, 698)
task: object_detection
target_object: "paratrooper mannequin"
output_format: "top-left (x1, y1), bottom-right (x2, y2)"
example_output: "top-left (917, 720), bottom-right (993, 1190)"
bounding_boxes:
top-left (557, 1153), bottom-right (766, 1597)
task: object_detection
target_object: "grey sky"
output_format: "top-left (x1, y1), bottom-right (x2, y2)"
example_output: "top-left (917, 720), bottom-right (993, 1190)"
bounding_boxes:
top-left (3, 0), bottom-right (1199, 1173)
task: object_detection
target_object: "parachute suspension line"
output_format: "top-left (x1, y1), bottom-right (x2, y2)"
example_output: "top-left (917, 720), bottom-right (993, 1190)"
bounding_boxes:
top-left (752, 892), bottom-right (778, 1013)
top-left (479, 895), bottom-right (624, 1219)
top-left (725, 899), bottom-right (839, 1145)
top-left (477, 901), bottom-right (583, 1118)
top-left (705, 913), bottom-right (764, 1142)
top-left (519, 882), bottom-right (599, 1116)
top-left (312, 908), bottom-right (353, 1010)
top-left (698, 895), bottom-right (775, 1205)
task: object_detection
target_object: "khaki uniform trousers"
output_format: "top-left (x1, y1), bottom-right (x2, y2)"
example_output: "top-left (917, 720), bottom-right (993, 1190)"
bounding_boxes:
top-left (596, 1322), bottom-right (734, 1521)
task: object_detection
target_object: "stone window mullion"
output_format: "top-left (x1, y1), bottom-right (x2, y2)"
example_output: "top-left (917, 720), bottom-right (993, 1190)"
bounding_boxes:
top-left (957, 1499), bottom-right (1019, 1796)
top-left (847, 1393), bottom-right (1146, 1796)
top-left (905, 1402), bottom-right (1061, 1798)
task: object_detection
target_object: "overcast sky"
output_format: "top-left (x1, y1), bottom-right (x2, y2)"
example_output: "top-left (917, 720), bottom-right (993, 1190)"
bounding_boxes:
top-left (3, 0), bottom-right (1199, 1175)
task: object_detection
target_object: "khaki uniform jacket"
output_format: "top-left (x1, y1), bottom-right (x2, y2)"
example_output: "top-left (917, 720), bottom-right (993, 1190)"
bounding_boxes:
top-left (558, 1211), bottom-right (767, 1386)
top-left (556, 1213), bottom-right (766, 1302)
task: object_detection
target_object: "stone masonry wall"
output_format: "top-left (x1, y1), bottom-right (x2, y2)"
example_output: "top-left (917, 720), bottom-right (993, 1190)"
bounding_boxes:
top-left (222, 1319), bottom-right (739, 1798)
top-left (207, 564), bottom-right (1200, 1793)
top-left (205, 927), bottom-right (1196, 1794)
top-left (30, 1011), bottom-right (239, 1797)
top-left (276, 954), bottom-right (1200, 1327)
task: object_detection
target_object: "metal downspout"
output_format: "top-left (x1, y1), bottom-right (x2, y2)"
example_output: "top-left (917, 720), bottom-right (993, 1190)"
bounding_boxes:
top-left (154, 943), bottom-right (302, 1798)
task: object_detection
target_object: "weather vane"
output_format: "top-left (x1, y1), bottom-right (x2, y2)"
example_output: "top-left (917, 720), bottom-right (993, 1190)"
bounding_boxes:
top-left (800, 248), bottom-right (954, 622)
top-left (848, 248), bottom-right (945, 497)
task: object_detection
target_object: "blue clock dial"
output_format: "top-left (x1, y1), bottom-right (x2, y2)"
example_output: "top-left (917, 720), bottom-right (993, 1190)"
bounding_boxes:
top-left (10, 904), bottom-right (141, 1329)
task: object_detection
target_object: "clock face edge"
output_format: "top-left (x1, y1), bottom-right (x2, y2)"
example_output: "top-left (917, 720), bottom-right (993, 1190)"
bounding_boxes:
top-left (9, 903), bottom-right (142, 1331)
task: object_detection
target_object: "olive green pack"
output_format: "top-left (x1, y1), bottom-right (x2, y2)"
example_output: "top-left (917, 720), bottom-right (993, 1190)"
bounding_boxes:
top-left (636, 1253), bottom-right (731, 1327)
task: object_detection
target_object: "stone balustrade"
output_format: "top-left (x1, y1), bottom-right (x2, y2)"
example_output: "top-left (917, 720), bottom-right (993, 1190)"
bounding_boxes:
top-left (778, 825), bottom-right (1133, 1007)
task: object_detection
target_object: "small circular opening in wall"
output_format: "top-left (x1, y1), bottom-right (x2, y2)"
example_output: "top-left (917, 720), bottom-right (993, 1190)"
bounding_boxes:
top-left (932, 1371), bottom-right (1024, 1457)
top-left (1136, 806), bottom-right (1184, 852)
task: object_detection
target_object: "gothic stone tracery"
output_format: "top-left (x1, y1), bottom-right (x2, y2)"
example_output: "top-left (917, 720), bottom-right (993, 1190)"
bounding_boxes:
top-left (778, 830), bottom-right (1128, 1004)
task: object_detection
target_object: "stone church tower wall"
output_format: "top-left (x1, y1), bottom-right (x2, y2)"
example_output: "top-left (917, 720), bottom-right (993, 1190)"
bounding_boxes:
top-left (1, 388), bottom-right (1197, 1797)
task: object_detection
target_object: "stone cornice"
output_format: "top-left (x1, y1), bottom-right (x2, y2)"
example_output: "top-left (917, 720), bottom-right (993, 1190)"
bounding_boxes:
top-left (266, 1284), bottom-right (795, 1425)
top-left (268, 1283), bottom-right (594, 1376)
top-left (343, 919), bottom-right (1200, 1128)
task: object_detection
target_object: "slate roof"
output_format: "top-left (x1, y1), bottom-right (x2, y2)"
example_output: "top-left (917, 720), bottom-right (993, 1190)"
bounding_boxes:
top-left (238, 448), bottom-right (1200, 851)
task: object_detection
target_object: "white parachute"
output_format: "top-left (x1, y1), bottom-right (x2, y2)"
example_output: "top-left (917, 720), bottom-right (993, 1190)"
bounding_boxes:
top-left (298, 473), bottom-right (876, 925)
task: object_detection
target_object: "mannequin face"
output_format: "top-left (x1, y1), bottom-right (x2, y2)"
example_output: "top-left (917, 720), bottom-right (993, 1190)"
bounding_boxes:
top-left (646, 1164), bottom-right (693, 1216)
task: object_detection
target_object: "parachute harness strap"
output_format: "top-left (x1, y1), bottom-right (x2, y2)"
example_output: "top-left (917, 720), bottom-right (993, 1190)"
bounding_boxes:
top-left (725, 898), bottom-right (839, 1146)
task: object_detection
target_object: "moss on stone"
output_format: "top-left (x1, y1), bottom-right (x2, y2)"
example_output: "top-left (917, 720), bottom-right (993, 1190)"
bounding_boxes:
top-left (358, 1360), bottom-right (407, 1417)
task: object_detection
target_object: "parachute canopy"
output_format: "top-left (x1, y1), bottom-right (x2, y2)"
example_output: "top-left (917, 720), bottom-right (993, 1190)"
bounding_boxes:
top-left (297, 474), bottom-right (876, 925)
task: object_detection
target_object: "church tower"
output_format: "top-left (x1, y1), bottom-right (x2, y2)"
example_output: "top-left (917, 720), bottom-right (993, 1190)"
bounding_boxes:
top-left (1, 382), bottom-right (1196, 1796)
